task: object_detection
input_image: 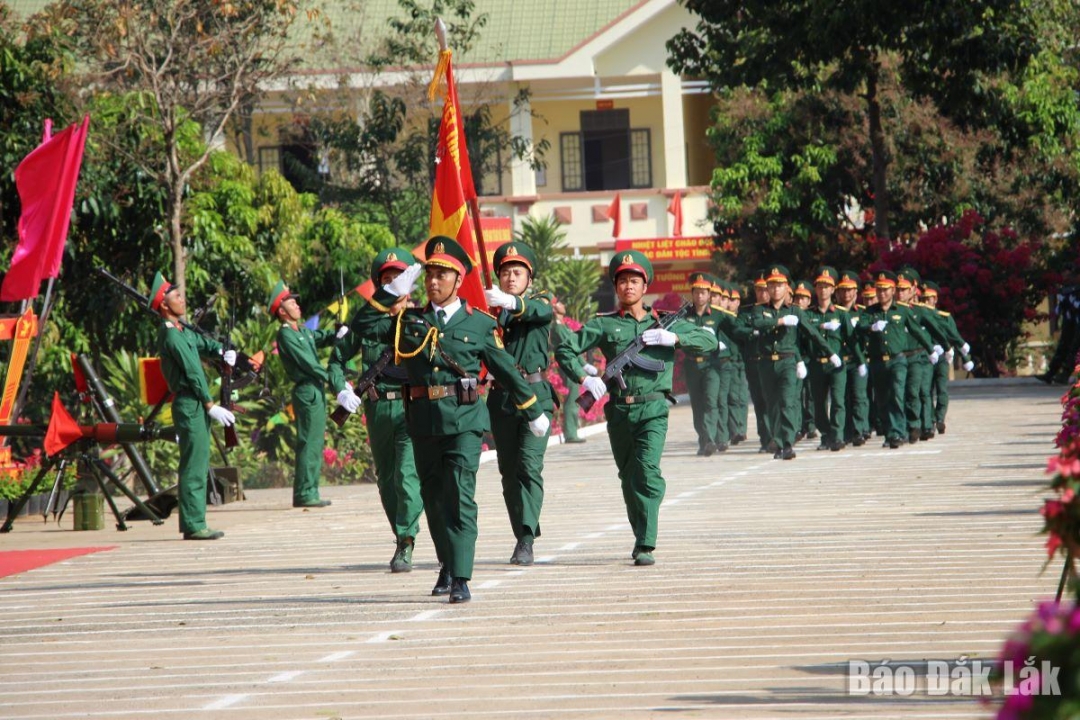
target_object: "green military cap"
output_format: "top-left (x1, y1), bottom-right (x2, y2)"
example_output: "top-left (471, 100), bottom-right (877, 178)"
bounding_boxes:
top-left (729, 282), bottom-right (743, 300)
top-left (765, 264), bottom-right (791, 284)
top-left (608, 249), bottom-right (653, 284)
top-left (793, 279), bottom-right (813, 297)
top-left (493, 241), bottom-right (537, 275)
top-left (754, 268), bottom-right (768, 288)
top-left (874, 269), bottom-right (898, 288)
top-left (814, 266), bottom-right (839, 286)
top-left (688, 271), bottom-right (712, 290)
top-left (922, 280), bottom-right (940, 299)
top-left (267, 279), bottom-right (298, 315)
top-left (371, 246), bottom-right (418, 282)
top-left (424, 235), bottom-right (474, 276)
top-left (149, 271), bottom-right (172, 312)
top-left (862, 281), bottom-right (878, 301)
top-left (838, 269), bottom-right (860, 290)
top-left (715, 277), bottom-right (730, 298)
top-left (897, 266), bottom-right (921, 288)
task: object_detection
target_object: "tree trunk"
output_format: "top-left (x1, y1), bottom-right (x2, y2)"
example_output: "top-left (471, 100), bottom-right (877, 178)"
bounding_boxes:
top-left (169, 182), bottom-right (186, 298)
top-left (865, 61), bottom-right (891, 242)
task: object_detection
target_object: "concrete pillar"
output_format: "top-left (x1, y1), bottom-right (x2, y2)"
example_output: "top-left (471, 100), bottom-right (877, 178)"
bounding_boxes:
top-left (509, 87), bottom-right (537, 198)
top-left (660, 70), bottom-right (687, 189)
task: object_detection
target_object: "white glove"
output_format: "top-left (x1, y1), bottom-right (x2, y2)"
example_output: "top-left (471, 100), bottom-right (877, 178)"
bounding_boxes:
top-left (963, 360), bottom-right (974, 372)
top-left (946, 348), bottom-right (955, 362)
top-left (582, 375), bottom-right (607, 401)
top-left (929, 350), bottom-right (940, 365)
top-left (527, 414), bottom-right (550, 438)
top-left (780, 315), bottom-right (800, 327)
top-left (795, 361), bottom-right (807, 379)
top-left (582, 363), bottom-right (599, 377)
top-left (829, 354), bottom-right (842, 368)
top-left (821, 320), bottom-right (841, 332)
top-left (484, 287), bottom-right (518, 310)
top-left (207, 404), bottom-right (235, 426)
top-left (384, 263), bottom-right (422, 297)
top-left (642, 328), bottom-right (678, 346)
top-left (850, 316), bottom-right (860, 327)
top-left (961, 342), bottom-right (970, 355)
top-left (717, 341), bottom-right (727, 352)
top-left (858, 363), bottom-right (868, 377)
top-left (222, 349), bottom-right (237, 367)
top-left (336, 325), bottom-right (349, 339)
top-left (336, 388), bottom-right (362, 414)
top-left (932, 345), bottom-right (944, 357)
top-left (870, 320), bottom-right (888, 332)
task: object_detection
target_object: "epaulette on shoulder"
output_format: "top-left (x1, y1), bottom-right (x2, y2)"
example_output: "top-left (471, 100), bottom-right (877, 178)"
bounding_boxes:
top-left (836, 305), bottom-right (849, 312)
top-left (717, 307), bottom-right (737, 317)
top-left (937, 309), bottom-right (951, 317)
top-left (530, 289), bottom-right (553, 302)
top-left (474, 307), bottom-right (497, 321)
top-left (596, 310), bottom-right (619, 317)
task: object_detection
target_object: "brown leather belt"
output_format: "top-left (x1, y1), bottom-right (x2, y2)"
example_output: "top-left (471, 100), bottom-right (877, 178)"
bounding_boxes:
top-left (408, 384), bottom-right (457, 401)
top-left (901, 349), bottom-right (925, 358)
top-left (768, 352), bottom-right (795, 361)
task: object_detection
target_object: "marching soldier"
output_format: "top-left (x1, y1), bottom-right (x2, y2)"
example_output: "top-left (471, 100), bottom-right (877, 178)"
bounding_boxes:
top-left (859, 271), bottom-right (938, 448)
top-left (556, 251), bottom-right (716, 566)
top-left (836, 270), bottom-right (871, 446)
top-left (792, 280), bottom-right (816, 442)
top-left (151, 272), bottom-right (236, 540)
top-left (344, 236), bottom-right (550, 604)
top-left (741, 270), bottom-right (773, 452)
top-left (329, 248), bottom-right (426, 573)
top-left (748, 266), bottom-right (839, 460)
top-left (552, 299), bottom-right (591, 444)
top-left (860, 280), bottom-right (881, 435)
top-left (720, 280), bottom-right (749, 445)
top-left (921, 281), bottom-right (974, 433)
top-left (269, 280), bottom-right (345, 509)
top-left (684, 272), bottom-right (724, 456)
top-left (483, 241), bottom-right (556, 566)
top-left (897, 268), bottom-right (948, 442)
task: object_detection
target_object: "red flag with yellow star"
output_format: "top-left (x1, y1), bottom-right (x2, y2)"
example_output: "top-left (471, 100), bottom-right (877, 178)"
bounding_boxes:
top-left (426, 50), bottom-right (487, 312)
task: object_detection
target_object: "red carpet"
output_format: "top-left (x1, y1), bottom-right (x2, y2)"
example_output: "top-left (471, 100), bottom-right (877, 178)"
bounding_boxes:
top-left (0, 546), bottom-right (116, 578)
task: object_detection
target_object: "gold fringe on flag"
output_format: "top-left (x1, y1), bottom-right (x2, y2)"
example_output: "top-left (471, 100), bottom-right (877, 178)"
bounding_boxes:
top-left (427, 49), bottom-right (452, 101)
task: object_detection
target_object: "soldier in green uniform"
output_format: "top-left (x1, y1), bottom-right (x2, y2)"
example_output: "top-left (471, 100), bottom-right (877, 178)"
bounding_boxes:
top-left (803, 267), bottom-right (866, 451)
top-left (556, 251), bottom-right (717, 565)
top-left (329, 248), bottom-right (426, 573)
top-left (792, 280), bottom-right (817, 442)
top-left (151, 272), bottom-right (236, 540)
top-left (749, 266), bottom-right (839, 460)
top-left (741, 271), bottom-right (772, 452)
top-left (684, 272), bottom-right (724, 456)
top-left (722, 281), bottom-right (750, 445)
top-left (552, 299), bottom-right (591, 444)
top-left (921, 281), bottom-right (974, 433)
top-left (860, 280), bottom-right (881, 436)
top-left (836, 270), bottom-right (871, 446)
top-left (859, 271), bottom-right (938, 448)
top-left (348, 236), bottom-right (549, 604)
top-left (897, 268), bottom-right (948, 442)
top-left (269, 280), bottom-right (344, 508)
top-left (483, 241), bottom-right (556, 566)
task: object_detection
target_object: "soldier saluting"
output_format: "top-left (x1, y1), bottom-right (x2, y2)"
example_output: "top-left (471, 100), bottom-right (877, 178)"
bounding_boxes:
top-left (347, 236), bottom-right (550, 604)
top-left (555, 251), bottom-right (717, 566)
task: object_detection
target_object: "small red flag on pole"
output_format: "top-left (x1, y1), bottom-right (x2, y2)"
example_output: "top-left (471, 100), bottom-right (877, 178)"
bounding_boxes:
top-left (667, 191), bottom-right (683, 237)
top-left (606, 193), bottom-right (622, 238)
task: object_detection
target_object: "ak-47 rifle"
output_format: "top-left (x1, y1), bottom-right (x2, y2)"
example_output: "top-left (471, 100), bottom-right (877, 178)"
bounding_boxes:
top-left (577, 302), bottom-right (693, 412)
top-left (329, 346), bottom-right (408, 427)
top-left (97, 267), bottom-right (261, 389)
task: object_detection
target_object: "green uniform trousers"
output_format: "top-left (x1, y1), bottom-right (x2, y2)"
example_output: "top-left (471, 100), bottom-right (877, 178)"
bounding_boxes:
top-left (905, 353), bottom-right (932, 433)
top-left (809, 361), bottom-right (847, 445)
top-left (173, 394), bottom-right (211, 535)
top-left (490, 391), bottom-right (549, 542)
top-left (758, 356), bottom-right (799, 449)
top-left (413, 431), bottom-right (482, 580)
top-left (728, 361), bottom-right (749, 439)
top-left (291, 382), bottom-right (327, 505)
top-left (364, 397), bottom-right (422, 541)
top-left (845, 363), bottom-right (870, 441)
top-left (606, 403), bottom-right (668, 550)
top-left (562, 374), bottom-right (582, 441)
top-left (684, 361), bottom-right (720, 450)
top-left (932, 357), bottom-right (950, 424)
top-left (798, 376), bottom-right (814, 434)
top-left (871, 355), bottom-right (908, 441)
top-left (745, 359), bottom-right (772, 448)
top-left (712, 359), bottom-right (736, 446)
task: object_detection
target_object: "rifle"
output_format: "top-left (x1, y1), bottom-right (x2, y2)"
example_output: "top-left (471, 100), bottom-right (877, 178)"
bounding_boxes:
top-left (329, 346), bottom-right (408, 427)
top-left (577, 302), bottom-right (693, 412)
top-left (97, 268), bottom-right (261, 387)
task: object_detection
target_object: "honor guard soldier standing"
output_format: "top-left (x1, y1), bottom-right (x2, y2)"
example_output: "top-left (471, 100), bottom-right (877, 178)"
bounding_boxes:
top-left (483, 241), bottom-right (556, 566)
top-left (329, 248), bottom-right (426, 573)
top-left (859, 270), bottom-right (939, 448)
top-left (269, 280), bottom-right (345, 508)
top-left (920, 281), bottom-right (974, 433)
top-left (151, 272), bottom-right (236, 540)
top-left (748, 266), bottom-right (839, 460)
top-left (556, 251), bottom-right (717, 565)
top-left (346, 236), bottom-right (550, 604)
top-left (835, 270), bottom-right (871, 446)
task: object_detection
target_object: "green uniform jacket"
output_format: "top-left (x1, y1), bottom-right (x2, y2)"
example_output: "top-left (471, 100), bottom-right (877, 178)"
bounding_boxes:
top-left (859, 302), bottom-right (936, 358)
top-left (493, 288), bottom-right (555, 412)
top-left (554, 307), bottom-right (718, 393)
top-left (903, 302), bottom-right (951, 350)
top-left (748, 304), bottom-right (833, 359)
top-left (351, 287), bottom-right (543, 436)
top-left (684, 305), bottom-right (737, 368)
top-left (277, 323), bottom-right (335, 385)
top-left (158, 321), bottom-right (222, 401)
top-left (936, 310), bottom-right (972, 361)
top-left (328, 324), bottom-right (408, 397)
top-left (803, 303), bottom-right (866, 365)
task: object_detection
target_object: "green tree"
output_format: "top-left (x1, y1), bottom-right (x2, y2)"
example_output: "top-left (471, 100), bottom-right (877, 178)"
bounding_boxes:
top-left (515, 215), bottom-right (600, 322)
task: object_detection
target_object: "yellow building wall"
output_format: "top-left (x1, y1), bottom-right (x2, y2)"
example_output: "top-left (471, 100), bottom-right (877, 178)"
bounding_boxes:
top-left (683, 93), bottom-right (715, 187)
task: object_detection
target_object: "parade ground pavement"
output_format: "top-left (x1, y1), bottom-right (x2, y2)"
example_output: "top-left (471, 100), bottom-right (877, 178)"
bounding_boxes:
top-left (0, 380), bottom-right (1063, 719)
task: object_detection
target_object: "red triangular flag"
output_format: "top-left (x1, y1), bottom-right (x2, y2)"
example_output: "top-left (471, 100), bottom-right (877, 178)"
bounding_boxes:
top-left (44, 392), bottom-right (83, 456)
top-left (667, 191), bottom-right (683, 237)
top-left (606, 193), bottom-right (622, 238)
